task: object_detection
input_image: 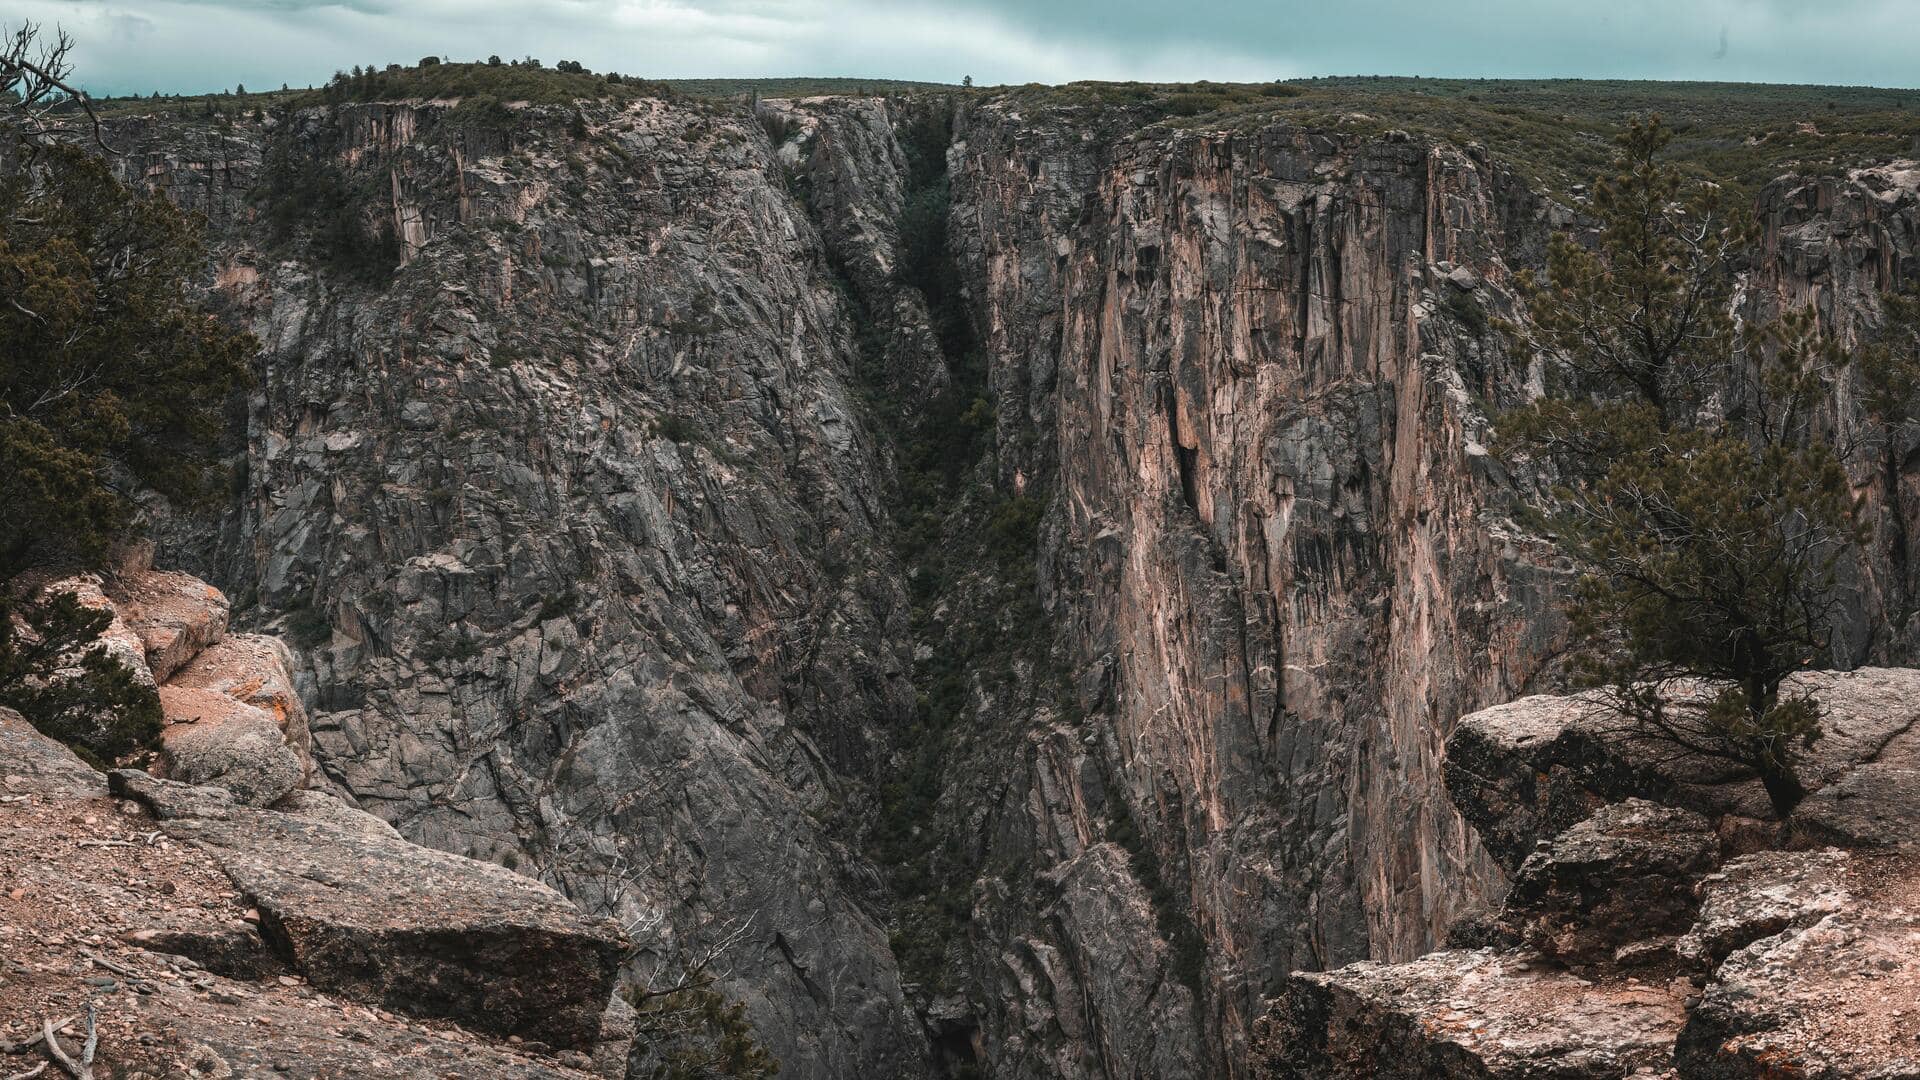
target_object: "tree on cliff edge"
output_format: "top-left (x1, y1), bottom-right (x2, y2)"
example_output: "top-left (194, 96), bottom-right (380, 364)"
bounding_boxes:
top-left (1, 23), bottom-right (253, 762)
top-left (1501, 116), bottom-right (1861, 817)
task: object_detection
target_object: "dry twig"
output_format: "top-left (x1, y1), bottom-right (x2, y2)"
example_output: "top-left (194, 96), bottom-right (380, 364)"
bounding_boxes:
top-left (40, 1003), bottom-right (94, 1080)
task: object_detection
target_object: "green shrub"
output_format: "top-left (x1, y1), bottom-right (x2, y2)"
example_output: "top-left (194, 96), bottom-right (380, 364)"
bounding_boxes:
top-left (0, 591), bottom-right (163, 767)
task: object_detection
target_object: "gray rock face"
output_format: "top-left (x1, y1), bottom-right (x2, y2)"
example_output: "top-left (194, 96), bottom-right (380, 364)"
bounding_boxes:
top-left (113, 768), bottom-right (628, 1048)
top-left (945, 104), bottom-right (1570, 1073)
top-left (110, 96), bottom-right (932, 1078)
top-left (97, 89), bottom-right (1920, 1078)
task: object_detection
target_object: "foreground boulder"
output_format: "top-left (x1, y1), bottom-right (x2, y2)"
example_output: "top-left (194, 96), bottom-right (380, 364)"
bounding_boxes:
top-left (1255, 950), bottom-right (1686, 1079)
top-left (0, 708), bottom-right (617, 1077)
top-left (155, 682), bottom-right (309, 806)
top-left (1445, 668), bottom-right (1920, 868)
top-left (111, 769), bottom-right (628, 1048)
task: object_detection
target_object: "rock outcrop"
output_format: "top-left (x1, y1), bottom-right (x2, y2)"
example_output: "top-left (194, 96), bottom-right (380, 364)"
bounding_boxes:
top-left (111, 768), bottom-right (627, 1048)
top-left (28, 552), bottom-right (315, 807)
top-left (1256, 673), bottom-right (1920, 1079)
top-left (0, 707), bottom-right (632, 1078)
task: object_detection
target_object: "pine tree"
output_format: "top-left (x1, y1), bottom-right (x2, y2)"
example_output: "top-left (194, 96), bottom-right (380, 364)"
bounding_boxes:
top-left (1, 75), bottom-right (253, 762)
top-left (1501, 117), bottom-right (1861, 816)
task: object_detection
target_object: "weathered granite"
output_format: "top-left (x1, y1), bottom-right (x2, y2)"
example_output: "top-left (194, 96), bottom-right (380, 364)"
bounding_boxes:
top-left (1674, 849), bottom-right (1853, 969)
top-left (1255, 950), bottom-right (1687, 1078)
top-left (112, 769), bottom-right (628, 1048)
top-left (1503, 800), bottom-right (1719, 965)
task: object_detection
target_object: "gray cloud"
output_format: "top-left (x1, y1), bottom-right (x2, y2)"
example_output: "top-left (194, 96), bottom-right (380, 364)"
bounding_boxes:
top-left (12, 0), bottom-right (1917, 97)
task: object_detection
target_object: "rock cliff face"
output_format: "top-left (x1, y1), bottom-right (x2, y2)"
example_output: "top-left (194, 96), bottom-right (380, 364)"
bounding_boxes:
top-left (88, 89), bottom-right (1920, 1078)
top-left (111, 96), bottom-right (933, 1078)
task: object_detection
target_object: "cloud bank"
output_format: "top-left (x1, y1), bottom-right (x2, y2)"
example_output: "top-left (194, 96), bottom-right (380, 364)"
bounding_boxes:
top-left (14, 0), bottom-right (1917, 97)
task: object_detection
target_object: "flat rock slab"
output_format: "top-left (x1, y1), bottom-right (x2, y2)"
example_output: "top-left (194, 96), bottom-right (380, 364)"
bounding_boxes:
top-left (1256, 949), bottom-right (1687, 1079)
top-left (1792, 762), bottom-right (1920, 851)
top-left (1446, 669), bottom-right (1920, 870)
top-left (0, 706), bottom-right (107, 801)
top-left (111, 770), bottom-right (627, 1048)
top-left (108, 568), bottom-right (231, 682)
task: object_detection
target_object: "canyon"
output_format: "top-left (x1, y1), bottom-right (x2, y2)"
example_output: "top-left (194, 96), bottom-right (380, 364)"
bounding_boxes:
top-left (12, 83), bottom-right (1920, 1077)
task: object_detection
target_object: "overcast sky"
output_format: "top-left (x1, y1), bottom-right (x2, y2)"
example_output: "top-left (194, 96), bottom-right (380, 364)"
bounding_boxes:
top-left (15, 0), bottom-right (1918, 97)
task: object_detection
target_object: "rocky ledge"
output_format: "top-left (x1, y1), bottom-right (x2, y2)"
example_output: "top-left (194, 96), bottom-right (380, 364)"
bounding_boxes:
top-left (2, 556), bottom-right (633, 1077)
top-left (1256, 668), bottom-right (1920, 1079)
top-left (0, 708), bottom-right (633, 1078)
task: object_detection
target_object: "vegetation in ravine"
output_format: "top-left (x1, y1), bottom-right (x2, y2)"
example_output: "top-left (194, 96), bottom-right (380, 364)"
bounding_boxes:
top-left (1497, 117), bottom-right (1872, 816)
top-left (817, 96), bottom-right (1053, 1001)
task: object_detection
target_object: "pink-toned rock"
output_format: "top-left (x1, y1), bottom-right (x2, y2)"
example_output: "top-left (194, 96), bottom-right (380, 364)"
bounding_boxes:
top-left (109, 569), bottom-right (231, 682)
top-left (168, 633), bottom-right (311, 758)
top-left (159, 684), bottom-right (308, 806)
top-left (19, 572), bottom-right (156, 688)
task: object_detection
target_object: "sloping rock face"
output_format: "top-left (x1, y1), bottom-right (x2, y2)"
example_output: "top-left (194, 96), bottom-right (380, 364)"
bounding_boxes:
top-left (0, 707), bottom-right (627, 1078)
top-left (107, 96), bottom-right (931, 1077)
top-left (1257, 677), bottom-right (1920, 1079)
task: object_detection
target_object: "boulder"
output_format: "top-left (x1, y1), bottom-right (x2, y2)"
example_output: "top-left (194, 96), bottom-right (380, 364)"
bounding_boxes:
top-left (1503, 800), bottom-right (1719, 964)
top-left (22, 572), bottom-right (156, 688)
top-left (590, 993), bottom-right (638, 1080)
top-left (1675, 849), bottom-right (1852, 969)
top-left (157, 684), bottom-right (308, 806)
top-left (1255, 950), bottom-right (1687, 1079)
top-left (111, 769), bottom-right (629, 1048)
top-left (1446, 669), bottom-right (1920, 870)
top-left (107, 568), bottom-right (231, 681)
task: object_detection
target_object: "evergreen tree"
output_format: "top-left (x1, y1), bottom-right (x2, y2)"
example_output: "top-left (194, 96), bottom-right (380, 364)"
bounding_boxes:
top-left (1502, 117), bottom-right (1861, 816)
top-left (1, 52), bottom-right (254, 762)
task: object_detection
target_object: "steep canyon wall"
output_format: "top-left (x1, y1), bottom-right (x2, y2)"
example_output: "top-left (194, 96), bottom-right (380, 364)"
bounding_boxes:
top-left (100, 93), bottom-right (1920, 1078)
